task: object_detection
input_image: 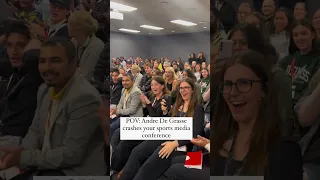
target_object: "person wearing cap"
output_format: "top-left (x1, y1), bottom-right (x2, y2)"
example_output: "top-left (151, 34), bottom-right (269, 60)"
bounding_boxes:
top-left (47, 0), bottom-right (71, 38)
top-left (120, 57), bottom-right (126, 69)
top-left (125, 60), bottom-right (132, 74)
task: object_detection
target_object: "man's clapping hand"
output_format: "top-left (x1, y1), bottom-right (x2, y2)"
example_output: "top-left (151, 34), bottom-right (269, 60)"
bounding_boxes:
top-left (0, 147), bottom-right (23, 170)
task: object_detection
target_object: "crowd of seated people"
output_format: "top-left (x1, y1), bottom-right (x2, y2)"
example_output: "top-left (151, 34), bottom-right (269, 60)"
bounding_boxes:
top-left (109, 54), bottom-right (211, 179)
top-left (0, 0), bottom-right (110, 178)
top-left (212, 0), bottom-right (320, 179)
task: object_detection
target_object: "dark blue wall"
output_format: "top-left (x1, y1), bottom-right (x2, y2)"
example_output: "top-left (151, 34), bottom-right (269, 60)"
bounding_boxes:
top-left (110, 31), bottom-right (210, 63)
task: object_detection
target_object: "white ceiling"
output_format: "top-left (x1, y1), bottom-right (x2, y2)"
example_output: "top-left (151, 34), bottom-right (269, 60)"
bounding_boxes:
top-left (110, 0), bottom-right (210, 36)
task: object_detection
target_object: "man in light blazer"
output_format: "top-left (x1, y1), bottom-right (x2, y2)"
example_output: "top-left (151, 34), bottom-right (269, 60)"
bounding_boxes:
top-left (0, 37), bottom-right (106, 178)
top-left (110, 73), bottom-right (143, 137)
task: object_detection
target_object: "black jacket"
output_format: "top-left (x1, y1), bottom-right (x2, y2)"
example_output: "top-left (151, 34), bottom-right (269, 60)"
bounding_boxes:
top-left (94, 45), bottom-right (108, 83)
top-left (91, 45), bottom-right (109, 95)
top-left (110, 77), bottom-right (123, 105)
top-left (0, 49), bottom-right (12, 99)
top-left (218, 1), bottom-right (236, 33)
top-left (0, 50), bottom-right (42, 137)
top-left (51, 25), bottom-right (70, 39)
top-left (139, 74), bottom-right (152, 96)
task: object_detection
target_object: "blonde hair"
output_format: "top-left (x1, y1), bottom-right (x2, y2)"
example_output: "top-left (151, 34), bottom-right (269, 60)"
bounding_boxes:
top-left (131, 65), bottom-right (141, 73)
top-left (68, 10), bottom-right (98, 35)
top-left (163, 67), bottom-right (178, 81)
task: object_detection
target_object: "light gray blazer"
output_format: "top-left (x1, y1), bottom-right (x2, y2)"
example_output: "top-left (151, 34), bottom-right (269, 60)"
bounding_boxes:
top-left (20, 72), bottom-right (106, 176)
top-left (76, 35), bottom-right (105, 80)
top-left (116, 85), bottom-right (143, 117)
top-left (134, 73), bottom-right (143, 87)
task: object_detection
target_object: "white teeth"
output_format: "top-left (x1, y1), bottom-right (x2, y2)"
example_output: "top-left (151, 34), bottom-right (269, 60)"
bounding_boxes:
top-left (232, 102), bottom-right (244, 105)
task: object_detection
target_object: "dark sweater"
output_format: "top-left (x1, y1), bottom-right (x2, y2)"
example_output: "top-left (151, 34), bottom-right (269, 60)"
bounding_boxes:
top-left (0, 50), bottom-right (43, 137)
top-left (176, 105), bottom-right (204, 151)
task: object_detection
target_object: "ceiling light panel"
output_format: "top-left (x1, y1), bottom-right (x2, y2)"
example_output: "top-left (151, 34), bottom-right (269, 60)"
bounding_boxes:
top-left (119, 28), bottom-right (140, 33)
top-left (110, 1), bottom-right (137, 12)
top-left (110, 11), bottom-right (124, 20)
top-left (140, 25), bottom-right (164, 30)
top-left (170, 19), bottom-right (197, 26)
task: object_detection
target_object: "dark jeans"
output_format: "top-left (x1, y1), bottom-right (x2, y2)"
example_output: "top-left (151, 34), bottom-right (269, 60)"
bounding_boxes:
top-left (111, 128), bottom-right (121, 149)
top-left (111, 130), bottom-right (142, 171)
top-left (11, 169), bottom-right (65, 180)
top-left (132, 146), bottom-right (186, 180)
top-left (119, 140), bottom-right (165, 180)
top-left (110, 117), bottom-right (120, 138)
top-left (158, 155), bottom-right (210, 180)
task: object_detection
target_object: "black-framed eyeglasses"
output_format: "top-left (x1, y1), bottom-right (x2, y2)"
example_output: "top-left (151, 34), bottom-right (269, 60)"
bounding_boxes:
top-left (179, 86), bottom-right (191, 91)
top-left (219, 79), bottom-right (261, 94)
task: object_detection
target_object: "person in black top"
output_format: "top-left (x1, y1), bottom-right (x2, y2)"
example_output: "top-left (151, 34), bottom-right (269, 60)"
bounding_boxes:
top-left (125, 77), bottom-right (204, 180)
top-left (140, 76), bottom-right (172, 117)
top-left (188, 53), bottom-right (197, 65)
top-left (91, 45), bottom-right (109, 95)
top-left (47, 0), bottom-right (71, 38)
top-left (0, 21), bottom-right (43, 138)
top-left (293, 1), bottom-right (307, 21)
top-left (214, 0), bottom-right (235, 33)
top-left (197, 52), bottom-right (206, 64)
top-left (110, 68), bottom-right (123, 105)
top-left (139, 63), bottom-right (152, 97)
top-left (112, 76), bottom-right (172, 179)
top-left (158, 135), bottom-right (210, 180)
top-left (164, 67), bottom-right (178, 93)
top-left (261, 0), bottom-right (276, 35)
top-left (210, 50), bottom-right (302, 178)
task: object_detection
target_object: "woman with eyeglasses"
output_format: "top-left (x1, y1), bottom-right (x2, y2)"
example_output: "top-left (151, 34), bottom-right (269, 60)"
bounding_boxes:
top-left (119, 78), bottom-right (204, 180)
top-left (226, 24), bottom-right (292, 136)
top-left (171, 69), bottom-right (202, 105)
top-left (211, 50), bottom-right (302, 179)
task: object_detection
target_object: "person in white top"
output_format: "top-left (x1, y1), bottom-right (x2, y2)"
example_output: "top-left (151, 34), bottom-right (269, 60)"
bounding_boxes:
top-left (68, 10), bottom-right (104, 79)
top-left (270, 8), bottom-right (292, 60)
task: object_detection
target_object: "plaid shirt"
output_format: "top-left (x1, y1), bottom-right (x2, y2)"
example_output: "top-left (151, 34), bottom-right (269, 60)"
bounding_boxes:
top-left (15, 9), bottom-right (43, 24)
top-left (91, 0), bottom-right (108, 25)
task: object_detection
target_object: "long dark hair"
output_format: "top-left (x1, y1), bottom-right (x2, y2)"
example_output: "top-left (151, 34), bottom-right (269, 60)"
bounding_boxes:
top-left (172, 77), bottom-right (198, 117)
top-left (211, 50), bottom-right (282, 175)
top-left (289, 19), bottom-right (318, 54)
top-left (151, 76), bottom-right (170, 98)
top-left (246, 12), bottom-right (269, 37)
top-left (271, 7), bottom-right (293, 37)
top-left (183, 69), bottom-right (197, 82)
top-left (228, 24), bottom-right (268, 56)
top-left (228, 24), bottom-right (278, 63)
top-left (211, 7), bottom-right (220, 37)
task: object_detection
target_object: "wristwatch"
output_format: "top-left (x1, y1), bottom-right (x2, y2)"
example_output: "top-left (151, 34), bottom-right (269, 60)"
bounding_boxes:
top-left (32, 34), bottom-right (44, 42)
